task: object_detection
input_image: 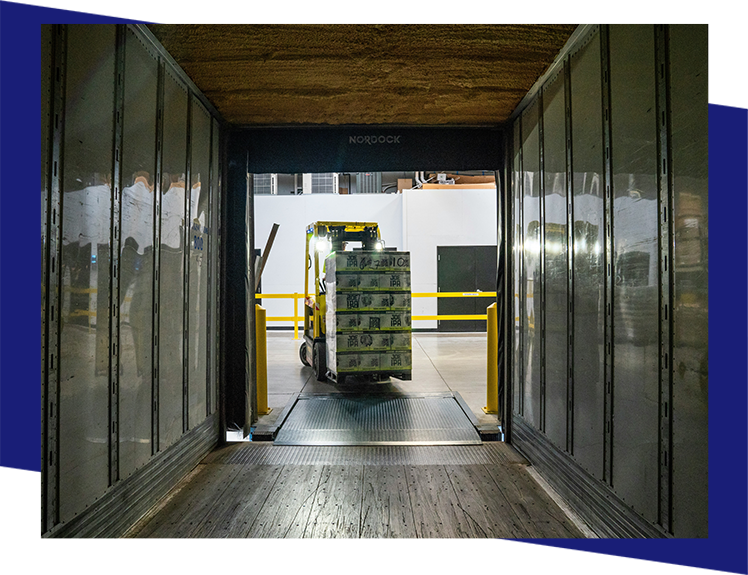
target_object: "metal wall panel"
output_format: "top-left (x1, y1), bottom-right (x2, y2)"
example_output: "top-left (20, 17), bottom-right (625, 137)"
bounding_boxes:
top-left (521, 99), bottom-right (541, 429)
top-left (119, 28), bottom-right (158, 477)
top-left (58, 24), bottom-right (116, 523)
top-left (188, 99), bottom-right (211, 428)
top-left (159, 69), bottom-right (188, 450)
top-left (210, 118), bottom-right (221, 414)
top-left (541, 71), bottom-right (568, 450)
top-left (569, 31), bottom-right (605, 480)
top-left (42, 23), bottom-right (223, 537)
top-left (508, 23), bottom-right (708, 538)
top-left (669, 24), bottom-right (708, 538)
top-left (512, 121), bottom-right (522, 417)
top-left (608, 24), bottom-right (659, 523)
top-left (39, 24), bottom-right (54, 533)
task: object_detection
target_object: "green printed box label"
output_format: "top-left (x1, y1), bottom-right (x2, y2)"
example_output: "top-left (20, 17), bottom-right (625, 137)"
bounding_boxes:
top-left (335, 314), bottom-right (360, 330)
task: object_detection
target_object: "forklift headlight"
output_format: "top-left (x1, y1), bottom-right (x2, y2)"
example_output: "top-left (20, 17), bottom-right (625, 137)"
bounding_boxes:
top-left (316, 237), bottom-right (330, 252)
top-left (374, 241), bottom-right (384, 251)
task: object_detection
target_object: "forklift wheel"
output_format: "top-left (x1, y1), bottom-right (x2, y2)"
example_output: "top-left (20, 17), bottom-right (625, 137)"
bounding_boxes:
top-left (299, 343), bottom-right (310, 367)
top-left (313, 342), bottom-right (327, 382)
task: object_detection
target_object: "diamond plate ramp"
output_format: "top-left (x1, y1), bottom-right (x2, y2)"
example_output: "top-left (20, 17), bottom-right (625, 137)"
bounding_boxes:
top-left (273, 393), bottom-right (481, 446)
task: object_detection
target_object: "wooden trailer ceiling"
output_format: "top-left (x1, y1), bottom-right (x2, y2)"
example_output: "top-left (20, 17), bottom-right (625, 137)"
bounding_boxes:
top-left (147, 24), bottom-right (578, 126)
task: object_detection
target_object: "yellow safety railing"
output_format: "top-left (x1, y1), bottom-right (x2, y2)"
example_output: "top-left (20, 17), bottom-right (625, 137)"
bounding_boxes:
top-left (411, 292), bottom-right (496, 321)
top-left (256, 292), bottom-right (305, 340)
top-left (255, 304), bottom-right (271, 415)
top-left (256, 291), bottom-right (498, 339)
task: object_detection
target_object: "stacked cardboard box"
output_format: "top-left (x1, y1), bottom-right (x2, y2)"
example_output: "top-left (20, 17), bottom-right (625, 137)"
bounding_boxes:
top-left (325, 250), bottom-right (412, 380)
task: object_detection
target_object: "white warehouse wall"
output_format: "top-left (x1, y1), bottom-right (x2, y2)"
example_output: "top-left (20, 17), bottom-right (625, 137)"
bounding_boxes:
top-left (403, 187), bottom-right (497, 328)
top-left (254, 193), bottom-right (403, 323)
top-left (254, 187), bottom-right (497, 329)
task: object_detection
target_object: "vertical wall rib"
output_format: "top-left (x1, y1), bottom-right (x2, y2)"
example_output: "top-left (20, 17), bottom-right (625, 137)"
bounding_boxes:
top-left (219, 126), bottom-right (230, 438)
top-left (498, 140), bottom-right (511, 439)
top-left (655, 24), bottom-right (674, 533)
top-left (108, 25), bottom-right (127, 485)
top-left (206, 121), bottom-right (215, 417)
top-left (41, 24), bottom-right (51, 532)
top-left (152, 58), bottom-right (165, 454)
top-left (564, 57), bottom-right (574, 455)
top-left (600, 24), bottom-right (615, 486)
top-left (183, 96), bottom-right (192, 433)
top-left (538, 91), bottom-right (546, 433)
top-left (517, 122), bottom-right (524, 416)
top-left (42, 23), bottom-right (66, 533)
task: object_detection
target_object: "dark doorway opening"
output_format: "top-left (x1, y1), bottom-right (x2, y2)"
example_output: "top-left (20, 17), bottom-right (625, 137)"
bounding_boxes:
top-left (437, 245), bottom-right (497, 332)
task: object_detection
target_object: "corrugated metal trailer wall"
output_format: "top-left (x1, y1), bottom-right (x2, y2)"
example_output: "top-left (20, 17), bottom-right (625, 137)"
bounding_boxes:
top-left (41, 24), bottom-right (223, 537)
top-left (508, 24), bottom-right (708, 538)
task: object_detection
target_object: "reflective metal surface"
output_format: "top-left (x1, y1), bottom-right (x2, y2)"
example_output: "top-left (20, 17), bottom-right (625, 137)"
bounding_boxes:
top-left (669, 24), bottom-right (708, 537)
top-left (119, 28), bottom-right (157, 476)
top-left (508, 25), bottom-right (708, 537)
top-left (42, 23), bottom-right (224, 537)
top-left (521, 99), bottom-right (541, 429)
top-left (542, 72), bottom-right (567, 450)
top-left (512, 121), bottom-right (522, 416)
top-left (39, 24), bottom-right (54, 533)
top-left (609, 25), bottom-right (659, 522)
top-left (159, 70), bottom-right (188, 450)
top-left (58, 24), bottom-right (116, 523)
top-left (570, 32), bottom-right (604, 480)
top-left (274, 393), bottom-right (481, 446)
top-left (188, 100), bottom-right (211, 428)
top-left (210, 118), bottom-right (220, 413)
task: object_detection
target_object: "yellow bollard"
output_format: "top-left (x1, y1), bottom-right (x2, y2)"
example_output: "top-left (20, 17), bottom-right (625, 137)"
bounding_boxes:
top-left (293, 292), bottom-right (299, 340)
top-left (483, 302), bottom-right (499, 414)
top-left (255, 304), bottom-right (272, 415)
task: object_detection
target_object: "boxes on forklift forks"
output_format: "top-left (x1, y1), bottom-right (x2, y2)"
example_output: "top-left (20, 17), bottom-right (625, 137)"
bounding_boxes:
top-left (334, 350), bottom-right (413, 372)
top-left (334, 332), bottom-right (412, 352)
top-left (328, 251), bottom-right (410, 273)
top-left (329, 311), bottom-right (412, 332)
top-left (325, 249), bottom-right (412, 379)
top-left (332, 292), bottom-right (411, 312)
top-left (335, 272), bottom-right (411, 291)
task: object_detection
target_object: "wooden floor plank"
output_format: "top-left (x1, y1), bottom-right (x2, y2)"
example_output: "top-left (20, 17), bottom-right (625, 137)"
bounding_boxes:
top-left (303, 465), bottom-right (364, 538)
top-left (132, 445), bottom-right (589, 540)
top-left (360, 466), bottom-right (417, 538)
top-left (406, 465), bottom-right (477, 538)
top-left (445, 464), bottom-right (532, 538)
top-left (484, 463), bottom-right (583, 538)
top-left (245, 465), bottom-right (323, 538)
top-left (194, 464), bottom-right (284, 538)
top-left (486, 442), bottom-right (530, 465)
top-left (134, 463), bottom-right (242, 538)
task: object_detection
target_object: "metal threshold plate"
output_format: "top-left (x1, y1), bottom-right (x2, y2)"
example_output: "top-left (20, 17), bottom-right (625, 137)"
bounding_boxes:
top-left (273, 393), bottom-right (482, 446)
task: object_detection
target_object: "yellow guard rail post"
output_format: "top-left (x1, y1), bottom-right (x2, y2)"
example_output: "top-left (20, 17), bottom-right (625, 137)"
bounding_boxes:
top-left (483, 302), bottom-right (499, 414)
top-left (255, 304), bottom-right (271, 415)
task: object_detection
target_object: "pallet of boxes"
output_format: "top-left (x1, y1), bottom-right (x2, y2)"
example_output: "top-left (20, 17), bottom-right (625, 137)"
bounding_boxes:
top-left (325, 250), bottom-right (412, 384)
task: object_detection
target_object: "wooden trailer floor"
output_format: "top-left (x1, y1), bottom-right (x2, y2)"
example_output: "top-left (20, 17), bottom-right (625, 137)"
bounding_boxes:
top-left (126, 442), bottom-right (589, 538)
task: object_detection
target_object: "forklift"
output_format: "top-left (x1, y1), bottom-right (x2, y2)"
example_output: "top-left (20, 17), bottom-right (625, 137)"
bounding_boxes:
top-left (299, 221), bottom-right (382, 381)
top-left (299, 221), bottom-right (410, 384)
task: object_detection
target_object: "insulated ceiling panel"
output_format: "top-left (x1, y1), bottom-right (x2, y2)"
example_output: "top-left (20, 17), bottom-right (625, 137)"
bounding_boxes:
top-left (146, 24), bottom-right (577, 126)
